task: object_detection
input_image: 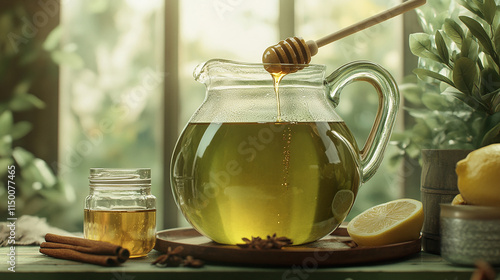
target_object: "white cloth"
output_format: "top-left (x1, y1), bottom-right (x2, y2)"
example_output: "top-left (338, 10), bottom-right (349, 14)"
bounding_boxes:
top-left (0, 215), bottom-right (77, 246)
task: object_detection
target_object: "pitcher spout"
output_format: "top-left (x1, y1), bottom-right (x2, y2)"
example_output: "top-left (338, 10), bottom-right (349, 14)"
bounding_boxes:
top-left (193, 59), bottom-right (241, 85)
top-left (193, 60), bottom-right (211, 85)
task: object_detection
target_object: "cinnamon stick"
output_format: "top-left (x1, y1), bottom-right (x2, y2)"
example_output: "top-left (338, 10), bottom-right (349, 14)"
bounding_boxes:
top-left (43, 234), bottom-right (130, 261)
top-left (39, 248), bottom-right (122, 267)
top-left (39, 233), bottom-right (130, 266)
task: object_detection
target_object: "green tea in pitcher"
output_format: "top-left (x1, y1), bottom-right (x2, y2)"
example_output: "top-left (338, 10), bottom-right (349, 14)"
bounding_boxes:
top-left (171, 121), bottom-right (360, 245)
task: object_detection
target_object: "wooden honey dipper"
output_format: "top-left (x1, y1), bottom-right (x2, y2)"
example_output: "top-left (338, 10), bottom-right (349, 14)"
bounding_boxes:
top-left (262, 0), bottom-right (426, 73)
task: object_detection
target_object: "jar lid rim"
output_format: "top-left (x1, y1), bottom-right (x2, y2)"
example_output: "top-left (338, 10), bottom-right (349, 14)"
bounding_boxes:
top-left (89, 179), bottom-right (151, 184)
top-left (89, 168), bottom-right (151, 183)
top-left (440, 204), bottom-right (500, 220)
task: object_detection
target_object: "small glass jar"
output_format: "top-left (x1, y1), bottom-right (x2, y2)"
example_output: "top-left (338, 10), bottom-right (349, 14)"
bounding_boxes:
top-left (84, 168), bottom-right (156, 258)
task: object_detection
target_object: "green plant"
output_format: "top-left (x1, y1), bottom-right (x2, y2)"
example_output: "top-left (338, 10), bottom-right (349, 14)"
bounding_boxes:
top-left (0, 4), bottom-right (75, 226)
top-left (394, 0), bottom-right (500, 161)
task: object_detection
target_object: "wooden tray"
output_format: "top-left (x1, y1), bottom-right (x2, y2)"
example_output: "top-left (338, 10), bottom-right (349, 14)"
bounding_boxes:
top-left (154, 227), bottom-right (421, 266)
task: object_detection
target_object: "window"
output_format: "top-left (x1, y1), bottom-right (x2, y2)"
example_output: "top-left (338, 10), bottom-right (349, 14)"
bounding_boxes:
top-left (58, 0), bottom-right (165, 229)
top-left (179, 0), bottom-right (279, 126)
top-left (5, 0), bottom-right (413, 230)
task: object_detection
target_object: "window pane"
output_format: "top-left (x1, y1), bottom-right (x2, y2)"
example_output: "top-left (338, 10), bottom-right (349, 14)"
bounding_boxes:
top-left (295, 0), bottom-right (404, 217)
top-left (58, 0), bottom-right (164, 229)
top-left (178, 0), bottom-right (279, 226)
top-left (179, 0), bottom-right (279, 128)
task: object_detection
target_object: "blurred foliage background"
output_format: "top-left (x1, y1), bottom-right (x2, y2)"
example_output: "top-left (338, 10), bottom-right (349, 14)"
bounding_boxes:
top-left (0, 2), bottom-right (75, 228)
top-left (2, 0), bottom-right (419, 230)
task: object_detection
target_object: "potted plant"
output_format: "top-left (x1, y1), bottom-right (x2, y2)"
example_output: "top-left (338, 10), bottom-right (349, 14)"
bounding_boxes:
top-left (393, 0), bottom-right (500, 254)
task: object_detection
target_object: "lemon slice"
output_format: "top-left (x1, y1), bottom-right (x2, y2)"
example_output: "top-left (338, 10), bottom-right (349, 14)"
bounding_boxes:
top-left (347, 199), bottom-right (424, 246)
top-left (451, 194), bottom-right (467, 205)
top-left (331, 190), bottom-right (355, 223)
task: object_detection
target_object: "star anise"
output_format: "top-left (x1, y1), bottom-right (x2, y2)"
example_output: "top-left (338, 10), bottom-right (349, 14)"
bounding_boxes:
top-left (152, 246), bottom-right (205, 268)
top-left (237, 233), bottom-right (292, 249)
top-left (183, 255), bottom-right (205, 268)
top-left (152, 246), bottom-right (185, 267)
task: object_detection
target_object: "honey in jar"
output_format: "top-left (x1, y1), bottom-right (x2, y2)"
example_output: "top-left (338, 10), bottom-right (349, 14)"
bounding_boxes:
top-left (84, 168), bottom-right (156, 258)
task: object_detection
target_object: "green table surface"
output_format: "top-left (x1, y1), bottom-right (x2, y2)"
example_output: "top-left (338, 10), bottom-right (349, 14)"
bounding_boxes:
top-left (1, 245), bottom-right (496, 280)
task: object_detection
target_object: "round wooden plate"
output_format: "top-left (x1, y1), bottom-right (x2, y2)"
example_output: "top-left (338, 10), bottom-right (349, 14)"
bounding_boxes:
top-left (154, 227), bottom-right (421, 266)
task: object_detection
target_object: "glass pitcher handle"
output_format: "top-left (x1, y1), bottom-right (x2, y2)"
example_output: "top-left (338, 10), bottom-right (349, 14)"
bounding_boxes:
top-left (325, 61), bottom-right (400, 183)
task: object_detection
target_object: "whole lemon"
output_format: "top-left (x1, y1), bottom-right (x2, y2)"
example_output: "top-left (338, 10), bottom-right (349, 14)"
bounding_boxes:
top-left (456, 144), bottom-right (500, 207)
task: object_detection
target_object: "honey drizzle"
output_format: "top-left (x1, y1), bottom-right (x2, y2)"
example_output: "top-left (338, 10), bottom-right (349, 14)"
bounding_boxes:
top-left (271, 71), bottom-right (293, 190)
top-left (271, 72), bottom-right (286, 122)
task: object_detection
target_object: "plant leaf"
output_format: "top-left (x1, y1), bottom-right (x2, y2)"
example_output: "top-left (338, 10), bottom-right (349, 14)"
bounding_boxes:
top-left (13, 79), bottom-right (31, 95)
top-left (43, 26), bottom-right (62, 51)
top-left (453, 56), bottom-right (478, 95)
top-left (442, 86), bottom-right (479, 109)
top-left (481, 111), bottom-right (500, 146)
top-left (471, 85), bottom-right (486, 108)
top-left (411, 121), bottom-right (432, 141)
top-left (406, 107), bottom-right (434, 119)
top-left (482, 52), bottom-right (498, 70)
top-left (472, 114), bottom-right (488, 137)
top-left (480, 67), bottom-right (500, 96)
top-left (458, 0), bottom-right (485, 19)
top-left (444, 18), bottom-right (464, 47)
top-left (494, 25), bottom-right (500, 58)
top-left (0, 135), bottom-right (12, 157)
top-left (31, 158), bottom-right (57, 187)
top-left (409, 33), bottom-right (443, 63)
top-left (482, 90), bottom-right (498, 106)
top-left (460, 16), bottom-right (496, 57)
top-left (50, 50), bottom-right (84, 69)
top-left (435, 30), bottom-right (450, 64)
top-left (0, 158), bottom-right (14, 177)
top-left (491, 90), bottom-right (500, 112)
top-left (413, 68), bottom-right (454, 86)
top-left (398, 83), bottom-right (423, 106)
top-left (461, 36), bottom-right (479, 62)
top-left (461, 37), bottom-right (471, 58)
top-left (0, 111), bottom-right (13, 137)
top-left (11, 121), bottom-right (33, 140)
top-left (409, 33), bottom-right (431, 54)
top-left (482, 0), bottom-right (497, 25)
top-left (481, 122), bottom-right (500, 145)
top-left (9, 93), bottom-right (45, 111)
top-left (422, 91), bottom-right (451, 111)
top-left (12, 147), bottom-right (35, 167)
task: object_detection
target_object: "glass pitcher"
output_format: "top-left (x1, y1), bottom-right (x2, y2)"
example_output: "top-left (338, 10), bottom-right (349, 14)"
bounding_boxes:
top-left (171, 59), bottom-right (399, 245)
